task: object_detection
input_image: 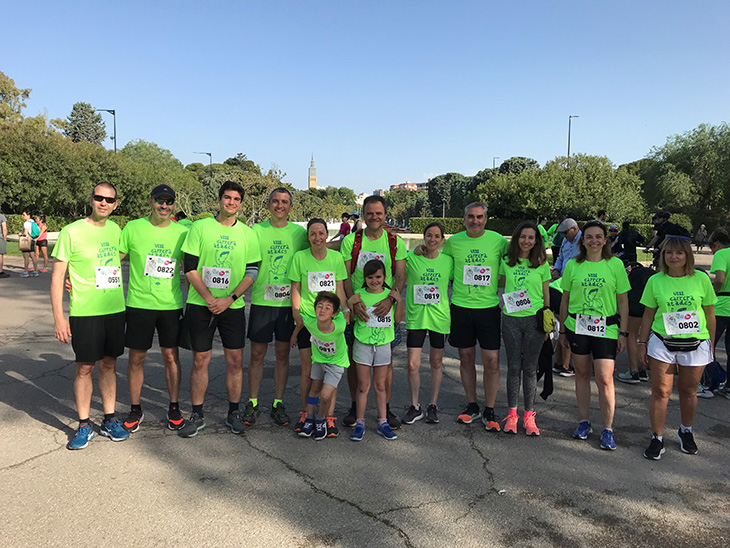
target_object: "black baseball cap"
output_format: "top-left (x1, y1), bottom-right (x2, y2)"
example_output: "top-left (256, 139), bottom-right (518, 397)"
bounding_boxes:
top-left (151, 184), bottom-right (176, 200)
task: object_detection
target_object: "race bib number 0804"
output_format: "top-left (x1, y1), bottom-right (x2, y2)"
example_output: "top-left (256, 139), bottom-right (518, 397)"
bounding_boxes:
top-left (202, 266), bottom-right (231, 290)
top-left (463, 265), bottom-right (491, 286)
top-left (144, 255), bottom-right (176, 279)
top-left (265, 284), bottom-right (291, 301)
top-left (95, 266), bottom-right (121, 289)
top-left (357, 251), bottom-right (386, 271)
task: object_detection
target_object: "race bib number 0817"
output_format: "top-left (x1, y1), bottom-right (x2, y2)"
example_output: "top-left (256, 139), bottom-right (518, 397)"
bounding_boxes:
top-left (463, 265), bottom-right (491, 286)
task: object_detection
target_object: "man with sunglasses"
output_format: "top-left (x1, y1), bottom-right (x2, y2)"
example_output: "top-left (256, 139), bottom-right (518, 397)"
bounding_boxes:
top-left (178, 181), bottom-right (262, 437)
top-left (118, 185), bottom-right (189, 433)
top-left (51, 182), bottom-right (130, 449)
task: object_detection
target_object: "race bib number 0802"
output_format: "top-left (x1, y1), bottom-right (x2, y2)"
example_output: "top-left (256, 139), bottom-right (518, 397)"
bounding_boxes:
top-left (95, 266), bottom-right (121, 289)
top-left (202, 266), bottom-right (231, 290)
top-left (463, 265), bottom-right (491, 286)
top-left (575, 314), bottom-right (607, 337)
top-left (144, 255), bottom-right (176, 279)
top-left (663, 311), bottom-right (701, 335)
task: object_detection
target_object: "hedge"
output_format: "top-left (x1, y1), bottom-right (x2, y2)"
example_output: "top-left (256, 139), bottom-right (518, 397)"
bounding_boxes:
top-left (3, 212), bottom-right (214, 234)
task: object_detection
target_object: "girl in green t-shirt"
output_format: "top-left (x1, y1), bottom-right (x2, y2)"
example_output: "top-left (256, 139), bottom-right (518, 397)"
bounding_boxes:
top-left (499, 221), bottom-right (550, 436)
top-left (558, 220), bottom-right (629, 451)
top-left (638, 237), bottom-right (716, 460)
top-left (348, 259), bottom-right (403, 441)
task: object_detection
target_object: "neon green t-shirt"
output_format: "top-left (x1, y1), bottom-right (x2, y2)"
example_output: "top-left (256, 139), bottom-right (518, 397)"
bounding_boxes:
top-left (538, 224), bottom-right (549, 246)
top-left (119, 217), bottom-right (188, 310)
top-left (710, 247), bottom-right (730, 316)
top-left (181, 216), bottom-right (262, 310)
top-left (560, 256), bottom-right (630, 339)
top-left (52, 219), bottom-right (125, 317)
top-left (303, 313), bottom-right (349, 368)
top-left (341, 230), bottom-right (407, 292)
top-left (288, 248), bottom-right (348, 317)
top-left (250, 221), bottom-right (308, 307)
top-left (177, 219), bottom-right (193, 229)
top-left (549, 277), bottom-right (564, 293)
top-left (640, 271), bottom-right (716, 339)
top-left (405, 251), bottom-right (453, 333)
top-left (499, 259), bottom-right (551, 317)
top-left (442, 230), bottom-right (508, 309)
top-left (353, 288), bottom-right (395, 346)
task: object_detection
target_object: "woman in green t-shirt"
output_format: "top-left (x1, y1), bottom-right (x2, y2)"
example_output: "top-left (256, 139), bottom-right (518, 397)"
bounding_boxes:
top-left (638, 237), bottom-right (716, 460)
top-left (290, 218), bottom-right (349, 435)
top-left (499, 221), bottom-right (550, 436)
top-left (402, 222), bottom-right (453, 426)
top-left (558, 220), bottom-right (630, 451)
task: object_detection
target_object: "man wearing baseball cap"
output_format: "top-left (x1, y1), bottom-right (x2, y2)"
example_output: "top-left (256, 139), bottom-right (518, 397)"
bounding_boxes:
top-left (552, 218), bottom-right (582, 278)
top-left (118, 184), bottom-right (190, 432)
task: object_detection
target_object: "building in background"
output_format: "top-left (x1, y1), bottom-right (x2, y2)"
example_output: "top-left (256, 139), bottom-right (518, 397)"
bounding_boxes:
top-left (373, 189), bottom-right (385, 196)
top-left (355, 192), bottom-right (370, 206)
top-left (308, 155), bottom-right (317, 189)
top-left (389, 180), bottom-right (428, 191)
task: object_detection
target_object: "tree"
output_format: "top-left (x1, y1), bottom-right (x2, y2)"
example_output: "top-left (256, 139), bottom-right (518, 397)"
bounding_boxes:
top-left (0, 71), bottom-right (31, 125)
top-left (63, 102), bottom-right (107, 144)
top-left (427, 172), bottom-right (468, 217)
top-left (498, 156), bottom-right (540, 175)
top-left (224, 153), bottom-right (261, 174)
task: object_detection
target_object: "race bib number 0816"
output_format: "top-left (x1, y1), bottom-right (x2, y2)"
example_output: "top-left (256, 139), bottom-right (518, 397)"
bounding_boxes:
top-left (202, 266), bottom-right (231, 290)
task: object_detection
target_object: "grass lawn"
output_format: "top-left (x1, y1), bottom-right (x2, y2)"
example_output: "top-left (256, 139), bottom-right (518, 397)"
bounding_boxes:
top-left (4, 241), bottom-right (56, 257)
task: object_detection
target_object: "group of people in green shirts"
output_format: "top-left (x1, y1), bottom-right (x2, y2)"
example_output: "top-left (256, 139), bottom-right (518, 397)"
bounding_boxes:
top-left (50, 181), bottom-right (722, 459)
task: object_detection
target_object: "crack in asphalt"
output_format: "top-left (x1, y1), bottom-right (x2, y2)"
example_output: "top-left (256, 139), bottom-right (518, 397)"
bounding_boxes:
top-left (455, 427), bottom-right (498, 523)
top-left (243, 435), bottom-right (416, 548)
top-left (0, 443), bottom-right (65, 472)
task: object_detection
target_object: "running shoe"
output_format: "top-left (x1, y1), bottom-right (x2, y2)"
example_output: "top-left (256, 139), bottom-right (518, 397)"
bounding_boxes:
top-left (523, 411), bottom-right (540, 436)
top-left (299, 419), bottom-right (315, 437)
top-left (377, 423), bottom-right (398, 440)
top-left (313, 419), bottom-right (327, 441)
top-left (482, 409), bottom-right (501, 432)
top-left (167, 407), bottom-right (185, 430)
top-left (552, 364), bottom-right (564, 374)
top-left (178, 413), bottom-right (206, 438)
top-left (0, 271), bottom-right (10, 278)
top-left (600, 428), bottom-right (616, 451)
top-left (30, 270), bottom-right (39, 277)
top-left (573, 420), bottom-right (592, 440)
top-left (325, 417), bottom-right (339, 438)
top-left (638, 369), bottom-right (649, 382)
top-left (67, 424), bottom-right (94, 450)
top-left (38, 268), bottom-right (48, 273)
top-left (100, 419), bottom-right (130, 442)
top-left (225, 410), bottom-right (246, 434)
top-left (270, 401), bottom-right (290, 426)
top-left (643, 437), bottom-right (665, 460)
top-left (342, 402), bottom-right (357, 427)
top-left (242, 400), bottom-right (260, 425)
top-left (456, 403), bottom-right (480, 424)
top-left (425, 404), bottom-right (439, 424)
top-left (502, 413), bottom-right (518, 434)
top-left (351, 423), bottom-right (365, 441)
top-left (559, 366), bottom-right (575, 377)
top-left (617, 370), bottom-right (640, 384)
top-left (19, 271), bottom-right (29, 278)
top-left (676, 429), bottom-right (698, 454)
top-left (719, 386), bottom-right (730, 400)
top-left (697, 386), bottom-right (714, 399)
top-left (402, 404), bottom-right (424, 425)
top-left (122, 408), bottom-right (144, 433)
top-left (294, 410), bottom-right (307, 433)
top-left (387, 407), bottom-right (401, 430)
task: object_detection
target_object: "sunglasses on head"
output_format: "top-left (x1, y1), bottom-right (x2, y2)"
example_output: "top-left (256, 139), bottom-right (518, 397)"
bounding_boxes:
top-left (93, 194), bottom-right (116, 204)
top-left (154, 198), bottom-right (175, 206)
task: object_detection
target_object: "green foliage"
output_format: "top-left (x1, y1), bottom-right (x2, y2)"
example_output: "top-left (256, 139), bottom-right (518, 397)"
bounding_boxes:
top-left (382, 189), bottom-right (429, 225)
top-left (0, 71), bottom-right (31, 125)
top-left (409, 217), bottom-right (465, 235)
top-left (290, 186), bottom-right (357, 223)
top-left (63, 102), bottom-right (107, 144)
top-left (498, 156), bottom-right (540, 175)
top-left (223, 153), bottom-right (261, 174)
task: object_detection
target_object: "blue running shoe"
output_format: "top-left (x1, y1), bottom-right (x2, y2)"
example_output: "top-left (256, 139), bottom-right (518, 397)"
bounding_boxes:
top-left (377, 423), bottom-right (398, 440)
top-left (313, 419), bottom-right (327, 441)
top-left (600, 428), bottom-right (617, 450)
top-left (351, 423), bottom-right (365, 441)
top-left (100, 419), bottom-right (130, 442)
top-left (67, 424), bottom-right (94, 450)
top-left (299, 419), bottom-right (315, 437)
top-left (572, 420), bottom-right (592, 440)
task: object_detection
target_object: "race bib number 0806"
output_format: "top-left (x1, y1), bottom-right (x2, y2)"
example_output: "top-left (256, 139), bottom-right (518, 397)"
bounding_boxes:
top-left (503, 289), bottom-right (532, 314)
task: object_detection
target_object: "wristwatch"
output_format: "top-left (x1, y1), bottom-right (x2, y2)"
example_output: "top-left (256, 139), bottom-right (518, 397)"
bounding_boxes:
top-left (229, 292), bottom-right (239, 301)
top-left (618, 331), bottom-right (629, 337)
top-left (389, 296), bottom-right (397, 305)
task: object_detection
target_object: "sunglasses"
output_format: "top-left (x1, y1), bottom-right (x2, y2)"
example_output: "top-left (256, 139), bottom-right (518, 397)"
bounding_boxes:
top-left (93, 194), bottom-right (116, 204)
top-left (154, 198), bottom-right (175, 206)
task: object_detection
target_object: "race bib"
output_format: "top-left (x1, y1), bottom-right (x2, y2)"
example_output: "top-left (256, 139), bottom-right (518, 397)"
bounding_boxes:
top-left (663, 311), bottom-right (701, 336)
top-left (308, 271), bottom-right (336, 292)
top-left (312, 335), bottom-right (337, 356)
top-left (202, 266), bottom-right (231, 290)
top-left (463, 265), bottom-right (491, 286)
top-left (95, 266), bottom-right (121, 289)
top-left (414, 284), bottom-right (440, 305)
top-left (503, 289), bottom-right (532, 314)
top-left (144, 255), bottom-right (176, 279)
top-left (366, 306), bottom-right (392, 328)
top-left (575, 314), bottom-right (607, 337)
top-left (265, 284), bottom-right (291, 301)
top-left (357, 251), bottom-right (386, 271)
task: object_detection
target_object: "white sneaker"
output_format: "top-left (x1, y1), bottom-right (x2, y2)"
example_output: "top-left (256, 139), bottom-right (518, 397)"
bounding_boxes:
top-left (697, 386), bottom-right (714, 399)
top-left (30, 270), bottom-right (39, 277)
top-left (19, 271), bottom-right (30, 278)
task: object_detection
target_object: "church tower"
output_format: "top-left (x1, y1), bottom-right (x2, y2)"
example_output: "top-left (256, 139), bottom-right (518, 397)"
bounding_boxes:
top-left (308, 155), bottom-right (317, 189)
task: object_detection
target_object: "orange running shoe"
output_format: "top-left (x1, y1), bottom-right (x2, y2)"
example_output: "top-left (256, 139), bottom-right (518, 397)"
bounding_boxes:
top-left (294, 410), bottom-right (307, 433)
top-left (502, 412), bottom-right (518, 434)
top-left (482, 409), bottom-right (501, 432)
top-left (523, 411), bottom-right (540, 436)
top-left (326, 416), bottom-right (339, 438)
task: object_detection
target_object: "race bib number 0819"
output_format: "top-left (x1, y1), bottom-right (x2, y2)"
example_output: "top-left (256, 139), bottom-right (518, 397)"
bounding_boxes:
top-left (414, 284), bottom-right (440, 305)
top-left (463, 265), bottom-right (491, 286)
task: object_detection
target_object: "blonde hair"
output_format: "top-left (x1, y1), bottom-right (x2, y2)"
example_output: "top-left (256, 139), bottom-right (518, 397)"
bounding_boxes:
top-left (659, 237), bottom-right (695, 276)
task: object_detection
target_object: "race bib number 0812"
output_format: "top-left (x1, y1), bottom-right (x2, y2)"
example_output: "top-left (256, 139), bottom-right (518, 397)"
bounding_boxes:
top-left (575, 314), bottom-right (607, 337)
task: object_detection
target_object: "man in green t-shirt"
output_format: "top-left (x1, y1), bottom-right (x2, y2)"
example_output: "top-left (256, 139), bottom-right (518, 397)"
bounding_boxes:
top-left (51, 182), bottom-right (130, 450)
top-left (709, 229), bottom-right (730, 399)
top-left (340, 195), bottom-right (406, 429)
top-left (118, 184), bottom-right (189, 433)
top-left (442, 202), bottom-right (508, 430)
top-left (177, 181), bottom-right (262, 438)
top-left (244, 187), bottom-right (308, 428)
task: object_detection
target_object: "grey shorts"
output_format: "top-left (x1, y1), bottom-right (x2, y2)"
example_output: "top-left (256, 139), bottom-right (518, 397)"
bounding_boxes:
top-left (353, 340), bottom-right (391, 367)
top-left (310, 362), bottom-right (346, 387)
top-left (0, 238), bottom-right (6, 254)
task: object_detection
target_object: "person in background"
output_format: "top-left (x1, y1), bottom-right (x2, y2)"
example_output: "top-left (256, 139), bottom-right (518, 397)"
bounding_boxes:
top-left (617, 262), bottom-right (655, 384)
top-left (695, 224), bottom-right (708, 253)
top-left (176, 211), bottom-right (193, 229)
top-left (708, 228), bottom-right (730, 400)
top-left (618, 221), bottom-right (645, 265)
top-left (0, 211), bottom-right (7, 278)
top-left (596, 210), bottom-right (607, 224)
top-left (34, 215), bottom-right (49, 272)
top-left (19, 209), bottom-right (39, 277)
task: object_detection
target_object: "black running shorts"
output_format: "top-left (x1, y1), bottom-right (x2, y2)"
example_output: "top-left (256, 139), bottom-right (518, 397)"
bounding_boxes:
top-left (183, 303), bottom-right (246, 352)
top-left (125, 307), bottom-right (183, 350)
top-left (247, 304), bottom-right (295, 343)
top-left (70, 312), bottom-right (126, 363)
top-left (448, 305), bottom-right (501, 350)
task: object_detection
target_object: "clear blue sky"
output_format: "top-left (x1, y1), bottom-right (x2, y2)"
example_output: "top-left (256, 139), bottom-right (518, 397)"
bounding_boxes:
top-left (5, 1), bottom-right (729, 194)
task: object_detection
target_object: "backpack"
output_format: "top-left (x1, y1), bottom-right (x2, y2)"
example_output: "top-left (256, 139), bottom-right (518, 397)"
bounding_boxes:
top-left (662, 221), bottom-right (691, 240)
top-left (349, 229), bottom-right (399, 276)
top-left (30, 221), bottom-right (40, 238)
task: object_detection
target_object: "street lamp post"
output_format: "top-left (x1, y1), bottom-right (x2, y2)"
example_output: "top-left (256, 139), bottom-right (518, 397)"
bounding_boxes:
top-left (194, 151), bottom-right (212, 176)
top-left (493, 156), bottom-right (500, 169)
top-left (567, 115), bottom-right (579, 159)
top-left (96, 109), bottom-right (116, 152)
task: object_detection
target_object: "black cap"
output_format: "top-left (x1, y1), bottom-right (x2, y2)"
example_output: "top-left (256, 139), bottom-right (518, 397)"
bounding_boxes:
top-left (656, 210), bottom-right (671, 220)
top-left (151, 184), bottom-right (176, 200)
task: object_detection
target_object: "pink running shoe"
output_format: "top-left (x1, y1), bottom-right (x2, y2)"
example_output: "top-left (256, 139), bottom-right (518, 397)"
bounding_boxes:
top-left (502, 412), bottom-right (518, 434)
top-left (523, 411), bottom-right (540, 436)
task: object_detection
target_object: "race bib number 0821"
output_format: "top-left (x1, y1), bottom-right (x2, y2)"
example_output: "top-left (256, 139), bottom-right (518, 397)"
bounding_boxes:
top-left (308, 271), bottom-right (336, 292)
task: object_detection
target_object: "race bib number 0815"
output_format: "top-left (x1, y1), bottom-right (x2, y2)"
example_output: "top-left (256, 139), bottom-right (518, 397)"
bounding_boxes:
top-left (365, 306), bottom-right (392, 328)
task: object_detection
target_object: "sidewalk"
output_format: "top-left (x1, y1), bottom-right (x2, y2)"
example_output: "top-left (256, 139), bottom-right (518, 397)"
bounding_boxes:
top-left (1, 254), bottom-right (729, 548)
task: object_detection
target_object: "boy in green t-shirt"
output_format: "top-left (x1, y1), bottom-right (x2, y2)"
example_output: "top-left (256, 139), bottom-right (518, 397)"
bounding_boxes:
top-left (290, 292), bottom-right (348, 440)
top-left (709, 228), bottom-right (730, 399)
